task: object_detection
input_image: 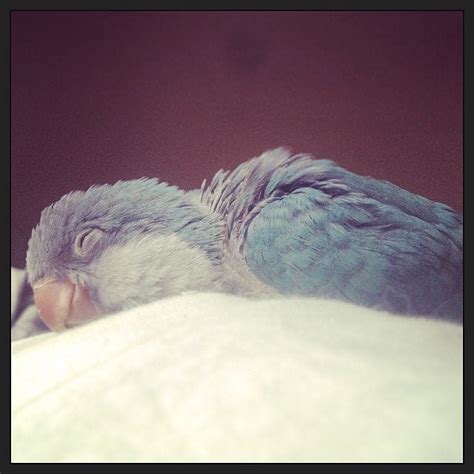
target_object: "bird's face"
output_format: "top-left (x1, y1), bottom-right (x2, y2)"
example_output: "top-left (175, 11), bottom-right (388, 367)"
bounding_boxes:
top-left (27, 225), bottom-right (106, 332)
top-left (26, 179), bottom-right (220, 332)
top-left (26, 184), bottom-right (119, 331)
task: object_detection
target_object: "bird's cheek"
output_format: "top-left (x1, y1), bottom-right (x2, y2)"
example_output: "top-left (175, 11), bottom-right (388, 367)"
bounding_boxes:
top-left (33, 277), bottom-right (99, 332)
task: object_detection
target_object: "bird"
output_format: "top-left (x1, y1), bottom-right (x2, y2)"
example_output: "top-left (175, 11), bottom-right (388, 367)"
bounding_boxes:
top-left (26, 147), bottom-right (463, 331)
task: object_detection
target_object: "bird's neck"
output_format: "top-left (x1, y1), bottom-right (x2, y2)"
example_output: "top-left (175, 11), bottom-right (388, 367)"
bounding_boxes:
top-left (185, 190), bottom-right (278, 298)
top-left (174, 191), bottom-right (226, 264)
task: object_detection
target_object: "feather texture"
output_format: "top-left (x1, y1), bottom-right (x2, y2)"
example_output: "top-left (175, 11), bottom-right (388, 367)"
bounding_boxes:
top-left (202, 148), bottom-right (462, 319)
top-left (26, 147), bottom-right (463, 326)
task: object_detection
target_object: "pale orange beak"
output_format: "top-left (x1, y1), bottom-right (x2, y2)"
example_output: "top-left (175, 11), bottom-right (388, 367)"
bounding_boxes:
top-left (32, 277), bottom-right (99, 332)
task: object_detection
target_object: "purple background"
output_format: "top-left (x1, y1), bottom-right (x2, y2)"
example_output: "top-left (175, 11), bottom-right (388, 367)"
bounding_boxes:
top-left (11, 11), bottom-right (463, 268)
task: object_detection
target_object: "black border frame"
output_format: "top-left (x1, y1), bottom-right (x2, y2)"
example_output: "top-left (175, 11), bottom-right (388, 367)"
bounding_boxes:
top-left (3, 2), bottom-right (471, 472)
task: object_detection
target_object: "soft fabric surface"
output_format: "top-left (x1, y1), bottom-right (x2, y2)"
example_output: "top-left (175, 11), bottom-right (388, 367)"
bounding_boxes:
top-left (11, 268), bottom-right (48, 341)
top-left (11, 269), bottom-right (462, 463)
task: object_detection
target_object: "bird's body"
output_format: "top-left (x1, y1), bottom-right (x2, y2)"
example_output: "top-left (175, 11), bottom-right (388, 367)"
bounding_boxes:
top-left (26, 148), bottom-right (463, 330)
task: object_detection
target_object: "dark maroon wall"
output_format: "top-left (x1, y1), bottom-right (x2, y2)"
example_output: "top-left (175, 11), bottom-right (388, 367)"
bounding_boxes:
top-left (11, 11), bottom-right (462, 268)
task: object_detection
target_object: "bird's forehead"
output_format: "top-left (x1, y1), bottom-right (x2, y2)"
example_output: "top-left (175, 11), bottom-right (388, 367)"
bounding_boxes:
top-left (36, 183), bottom-right (150, 233)
top-left (36, 193), bottom-right (101, 241)
top-left (26, 190), bottom-right (109, 281)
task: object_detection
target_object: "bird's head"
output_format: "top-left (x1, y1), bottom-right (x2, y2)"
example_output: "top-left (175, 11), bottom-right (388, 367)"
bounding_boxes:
top-left (26, 178), bottom-right (222, 332)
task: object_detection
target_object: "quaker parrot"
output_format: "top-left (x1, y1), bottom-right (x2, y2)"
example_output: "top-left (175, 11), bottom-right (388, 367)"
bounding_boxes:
top-left (26, 148), bottom-right (463, 331)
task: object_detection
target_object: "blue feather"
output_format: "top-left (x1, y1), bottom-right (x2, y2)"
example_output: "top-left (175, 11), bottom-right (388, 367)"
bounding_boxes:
top-left (203, 148), bottom-right (462, 320)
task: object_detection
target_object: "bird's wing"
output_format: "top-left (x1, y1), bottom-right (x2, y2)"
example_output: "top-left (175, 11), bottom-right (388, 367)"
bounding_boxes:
top-left (225, 149), bottom-right (462, 319)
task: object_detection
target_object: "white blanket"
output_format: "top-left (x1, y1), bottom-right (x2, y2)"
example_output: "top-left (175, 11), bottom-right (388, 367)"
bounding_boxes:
top-left (11, 270), bottom-right (462, 462)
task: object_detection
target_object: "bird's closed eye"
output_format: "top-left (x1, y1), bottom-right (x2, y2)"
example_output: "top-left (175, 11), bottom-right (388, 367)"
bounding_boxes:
top-left (74, 228), bottom-right (104, 257)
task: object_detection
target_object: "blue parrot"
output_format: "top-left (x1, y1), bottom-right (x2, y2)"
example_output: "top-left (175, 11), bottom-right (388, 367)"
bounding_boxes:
top-left (26, 148), bottom-right (462, 331)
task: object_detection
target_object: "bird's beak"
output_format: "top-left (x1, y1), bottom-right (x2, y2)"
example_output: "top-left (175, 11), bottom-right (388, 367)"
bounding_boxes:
top-left (32, 277), bottom-right (99, 332)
